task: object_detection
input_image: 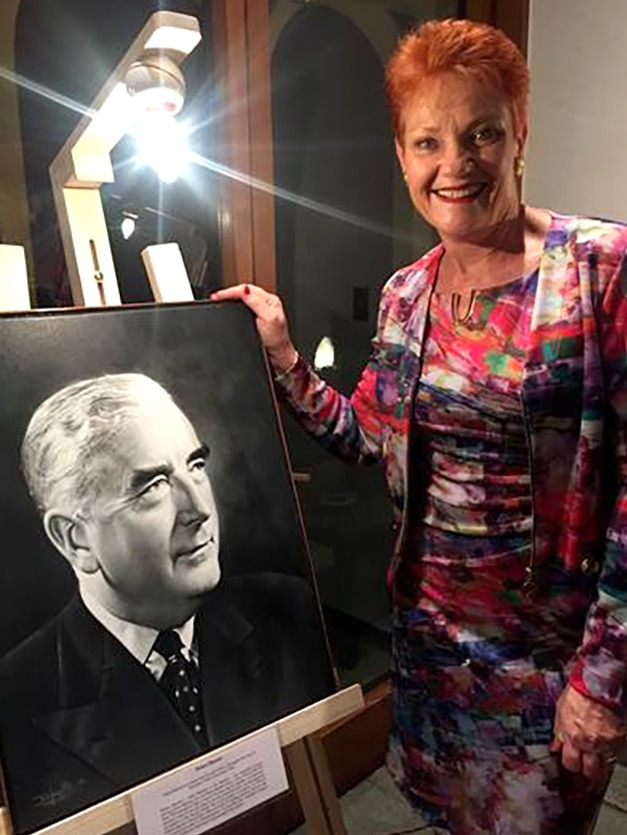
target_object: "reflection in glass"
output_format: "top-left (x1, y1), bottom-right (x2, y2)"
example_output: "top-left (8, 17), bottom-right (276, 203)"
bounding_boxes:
top-left (11, 0), bottom-right (221, 306)
top-left (270, 0), bottom-right (459, 688)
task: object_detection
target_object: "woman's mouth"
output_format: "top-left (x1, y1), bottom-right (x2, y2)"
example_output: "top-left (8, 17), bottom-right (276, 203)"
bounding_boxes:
top-left (431, 183), bottom-right (487, 203)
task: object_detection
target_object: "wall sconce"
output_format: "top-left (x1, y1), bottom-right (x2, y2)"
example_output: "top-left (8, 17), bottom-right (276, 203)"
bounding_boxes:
top-left (49, 11), bottom-right (201, 306)
top-left (125, 53), bottom-right (186, 115)
top-left (314, 336), bottom-right (336, 371)
top-left (125, 52), bottom-right (191, 184)
top-left (120, 212), bottom-right (138, 240)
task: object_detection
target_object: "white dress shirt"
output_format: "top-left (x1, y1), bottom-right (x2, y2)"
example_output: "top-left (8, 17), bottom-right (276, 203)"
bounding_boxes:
top-left (80, 589), bottom-right (198, 682)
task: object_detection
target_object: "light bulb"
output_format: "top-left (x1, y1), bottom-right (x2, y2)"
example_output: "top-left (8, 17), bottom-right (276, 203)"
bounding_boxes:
top-left (125, 54), bottom-right (186, 116)
top-left (131, 112), bottom-right (190, 183)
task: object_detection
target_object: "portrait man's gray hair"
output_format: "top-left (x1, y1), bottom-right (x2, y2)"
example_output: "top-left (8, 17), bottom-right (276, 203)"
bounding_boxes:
top-left (0, 304), bottom-right (334, 835)
top-left (22, 373), bottom-right (175, 515)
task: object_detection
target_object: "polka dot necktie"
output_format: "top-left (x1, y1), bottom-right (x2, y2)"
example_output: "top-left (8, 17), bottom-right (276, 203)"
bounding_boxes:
top-left (153, 630), bottom-right (208, 747)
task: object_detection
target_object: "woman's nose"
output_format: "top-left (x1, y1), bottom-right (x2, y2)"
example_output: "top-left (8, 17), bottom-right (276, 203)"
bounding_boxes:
top-left (441, 140), bottom-right (473, 175)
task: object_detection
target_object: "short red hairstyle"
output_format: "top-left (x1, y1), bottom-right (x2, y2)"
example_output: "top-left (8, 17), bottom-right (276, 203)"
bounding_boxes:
top-left (385, 18), bottom-right (529, 140)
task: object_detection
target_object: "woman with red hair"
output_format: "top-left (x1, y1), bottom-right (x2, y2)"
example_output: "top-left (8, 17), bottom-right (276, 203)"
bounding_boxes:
top-left (212, 18), bottom-right (627, 834)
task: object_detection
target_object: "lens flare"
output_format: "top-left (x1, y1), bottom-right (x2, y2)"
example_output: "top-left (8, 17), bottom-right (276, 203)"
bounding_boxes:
top-left (131, 113), bottom-right (190, 184)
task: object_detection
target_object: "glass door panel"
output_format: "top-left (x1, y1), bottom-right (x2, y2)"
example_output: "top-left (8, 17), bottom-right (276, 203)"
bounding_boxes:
top-left (269, 0), bottom-right (459, 687)
top-left (12, 0), bottom-right (220, 306)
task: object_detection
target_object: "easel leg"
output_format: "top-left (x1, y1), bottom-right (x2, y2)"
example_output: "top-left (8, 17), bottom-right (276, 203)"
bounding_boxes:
top-left (285, 735), bottom-right (347, 835)
top-left (0, 807), bottom-right (12, 835)
top-left (304, 735), bottom-right (348, 835)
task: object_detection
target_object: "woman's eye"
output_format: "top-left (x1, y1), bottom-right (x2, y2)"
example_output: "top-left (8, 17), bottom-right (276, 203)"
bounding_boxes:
top-left (413, 137), bottom-right (437, 152)
top-left (470, 126), bottom-right (501, 146)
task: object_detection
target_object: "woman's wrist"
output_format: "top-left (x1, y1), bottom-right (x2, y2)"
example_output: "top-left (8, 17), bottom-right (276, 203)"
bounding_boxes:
top-left (270, 345), bottom-right (299, 379)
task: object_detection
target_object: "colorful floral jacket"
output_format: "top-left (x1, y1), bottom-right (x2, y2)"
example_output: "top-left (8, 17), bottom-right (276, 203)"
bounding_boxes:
top-left (279, 213), bottom-right (627, 714)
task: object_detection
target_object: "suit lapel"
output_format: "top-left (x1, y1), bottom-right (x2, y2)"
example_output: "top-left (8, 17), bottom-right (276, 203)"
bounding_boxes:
top-left (34, 598), bottom-right (201, 788)
top-left (35, 588), bottom-right (282, 785)
top-left (196, 589), bottom-right (278, 747)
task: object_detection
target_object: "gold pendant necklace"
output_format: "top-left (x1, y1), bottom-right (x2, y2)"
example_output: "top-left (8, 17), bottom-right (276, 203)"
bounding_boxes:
top-left (450, 289), bottom-right (477, 325)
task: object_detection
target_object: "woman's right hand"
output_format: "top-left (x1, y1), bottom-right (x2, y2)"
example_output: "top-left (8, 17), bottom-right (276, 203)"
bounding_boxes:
top-left (209, 284), bottom-right (298, 375)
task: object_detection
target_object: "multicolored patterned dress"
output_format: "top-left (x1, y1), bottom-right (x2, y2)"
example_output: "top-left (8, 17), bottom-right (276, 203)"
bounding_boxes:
top-left (278, 215), bottom-right (627, 835)
top-left (388, 274), bottom-right (604, 833)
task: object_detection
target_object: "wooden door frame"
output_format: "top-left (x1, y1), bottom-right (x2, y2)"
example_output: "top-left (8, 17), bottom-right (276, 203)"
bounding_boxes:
top-left (210, 0), bottom-right (276, 291)
top-left (463, 0), bottom-right (530, 54)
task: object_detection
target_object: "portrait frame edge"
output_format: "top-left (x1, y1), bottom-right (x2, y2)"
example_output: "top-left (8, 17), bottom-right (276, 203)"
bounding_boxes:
top-left (0, 300), bottom-right (341, 835)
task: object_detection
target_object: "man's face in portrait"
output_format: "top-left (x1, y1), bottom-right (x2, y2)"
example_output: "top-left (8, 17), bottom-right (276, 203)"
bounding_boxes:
top-left (70, 396), bottom-right (221, 627)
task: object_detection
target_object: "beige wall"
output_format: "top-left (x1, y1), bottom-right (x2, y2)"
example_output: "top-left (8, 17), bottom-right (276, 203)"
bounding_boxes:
top-left (525, 0), bottom-right (627, 222)
top-left (0, 0), bottom-right (32, 267)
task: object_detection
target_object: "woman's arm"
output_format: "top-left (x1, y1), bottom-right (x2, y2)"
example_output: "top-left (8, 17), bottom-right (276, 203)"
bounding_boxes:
top-left (569, 247), bottom-right (627, 714)
top-left (209, 283), bottom-right (392, 465)
top-left (555, 244), bottom-right (627, 780)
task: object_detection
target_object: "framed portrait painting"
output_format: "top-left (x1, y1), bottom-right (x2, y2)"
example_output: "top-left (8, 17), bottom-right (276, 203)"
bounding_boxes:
top-left (0, 301), bottom-right (335, 834)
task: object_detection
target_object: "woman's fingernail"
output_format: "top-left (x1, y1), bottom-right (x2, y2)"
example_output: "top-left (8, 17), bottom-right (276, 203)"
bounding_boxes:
top-left (244, 285), bottom-right (250, 296)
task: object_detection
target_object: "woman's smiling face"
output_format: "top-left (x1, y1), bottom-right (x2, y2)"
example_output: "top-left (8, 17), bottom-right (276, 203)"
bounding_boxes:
top-left (395, 72), bottom-right (526, 245)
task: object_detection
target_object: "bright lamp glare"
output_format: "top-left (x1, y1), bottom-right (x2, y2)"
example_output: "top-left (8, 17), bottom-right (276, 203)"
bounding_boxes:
top-left (314, 336), bottom-right (335, 370)
top-left (132, 113), bottom-right (190, 183)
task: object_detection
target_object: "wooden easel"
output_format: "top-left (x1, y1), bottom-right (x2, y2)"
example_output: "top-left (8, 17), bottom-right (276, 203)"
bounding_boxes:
top-left (0, 686), bottom-right (363, 835)
top-left (0, 242), bottom-right (362, 835)
top-left (0, 686), bottom-right (362, 835)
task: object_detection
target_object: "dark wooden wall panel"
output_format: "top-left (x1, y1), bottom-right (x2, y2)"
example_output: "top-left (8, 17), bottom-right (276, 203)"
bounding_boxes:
top-left (464, 0), bottom-right (529, 54)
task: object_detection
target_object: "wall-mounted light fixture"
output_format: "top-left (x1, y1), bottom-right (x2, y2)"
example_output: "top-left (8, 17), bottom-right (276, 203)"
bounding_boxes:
top-left (49, 11), bottom-right (201, 306)
top-left (125, 51), bottom-right (191, 184)
top-left (125, 53), bottom-right (186, 115)
top-left (120, 212), bottom-right (138, 241)
top-left (314, 336), bottom-right (336, 371)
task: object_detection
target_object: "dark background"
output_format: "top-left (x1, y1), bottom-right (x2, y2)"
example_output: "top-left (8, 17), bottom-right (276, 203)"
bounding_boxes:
top-left (0, 301), bottom-right (325, 659)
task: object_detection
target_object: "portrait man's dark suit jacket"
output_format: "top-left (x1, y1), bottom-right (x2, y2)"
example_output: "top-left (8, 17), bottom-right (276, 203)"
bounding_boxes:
top-left (0, 573), bottom-right (334, 835)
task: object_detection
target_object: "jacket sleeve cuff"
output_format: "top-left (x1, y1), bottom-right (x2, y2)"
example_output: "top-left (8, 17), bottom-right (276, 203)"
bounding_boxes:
top-left (273, 354), bottom-right (319, 404)
top-left (568, 613), bottom-right (627, 716)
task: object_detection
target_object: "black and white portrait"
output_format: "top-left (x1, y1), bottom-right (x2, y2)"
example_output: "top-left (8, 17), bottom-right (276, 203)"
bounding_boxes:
top-left (0, 302), bottom-right (334, 835)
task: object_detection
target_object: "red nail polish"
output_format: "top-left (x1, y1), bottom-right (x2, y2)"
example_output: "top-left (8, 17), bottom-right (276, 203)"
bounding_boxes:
top-left (244, 285), bottom-right (250, 296)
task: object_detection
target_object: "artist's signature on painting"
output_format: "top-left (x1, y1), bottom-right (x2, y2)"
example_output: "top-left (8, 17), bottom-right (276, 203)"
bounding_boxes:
top-left (33, 779), bottom-right (85, 807)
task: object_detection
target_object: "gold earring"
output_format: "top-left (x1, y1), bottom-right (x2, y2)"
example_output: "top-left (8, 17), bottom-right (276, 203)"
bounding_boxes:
top-left (514, 157), bottom-right (525, 178)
